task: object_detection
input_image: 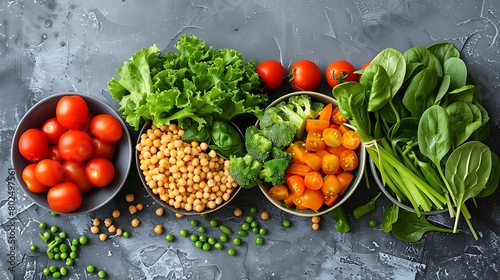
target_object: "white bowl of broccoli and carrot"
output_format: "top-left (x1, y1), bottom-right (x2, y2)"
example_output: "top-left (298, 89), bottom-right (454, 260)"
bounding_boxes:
top-left (228, 91), bottom-right (366, 217)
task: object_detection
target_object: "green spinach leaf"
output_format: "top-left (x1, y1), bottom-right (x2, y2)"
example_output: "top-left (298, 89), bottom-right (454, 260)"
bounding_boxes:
top-left (427, 42), bottom-right (460, 65)
top-left (331, 206), bottom-right (351, 233)
top-left (444, 57), bottom-right (467, 91)
top-left (369, 48), bottom-right (406, 96)
top-left (418, 105), bottom-right (452, 165)
top-left (402, 68), bottom-right (438, 117)
top-left (403, 46), bottom-right (443, 78)
top-left (353, 192), bottom-right (382, 219)
top-left (359, 64), bottom-right (392, 112)
top-left (382, 204), bottom-right (399, 233)
top-left (391, 210), bottom-right (454, 242)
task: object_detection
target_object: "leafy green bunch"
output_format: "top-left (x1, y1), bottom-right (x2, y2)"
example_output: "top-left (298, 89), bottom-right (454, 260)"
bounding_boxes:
top-left (108, 34), bottom-right (267, 132)
top-left (333, 42), bottom-right (499, 240)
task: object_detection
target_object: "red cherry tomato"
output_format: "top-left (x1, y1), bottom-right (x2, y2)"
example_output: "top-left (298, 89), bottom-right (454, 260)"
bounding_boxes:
top-left (47, 182), bottom-right (82, 213)
top-left (35, 159), bottom-right (63, 186)
top-left (339, 150), bottom-right (359, 171)
top-left (58, 130), bottom-right (93, 163)
top-left (90, 137), bottom-right (116, 160)
top-left (85, 158), bottom-right (115, 187)
top-left (22, 163), bottom-right (51, 193)
top-left (41, 117), bottom-right (68, 144)
top-left (289, 60), bottom-right (322, 91)
top-left (80, 112), bottom-right (95, 136)
top-left (56, 95), bottom-right (89, 129)
top-left (90, 114), bottom-right (123, 143)
top-left (18, 128), bottom-right (49, 162)
top-left (256, 60), bottom-right (285, 90)
top-left (325, 60), bottom-right (358, 88)
top-left (62, 161), bottom-right (94, 194)
top-left (48, 145), bottom-right (64, 163)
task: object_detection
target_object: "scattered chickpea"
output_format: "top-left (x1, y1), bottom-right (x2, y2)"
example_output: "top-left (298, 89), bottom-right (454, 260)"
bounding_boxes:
top-left (136, 203), bottom-right (144, 211)
top-left (116, 228), bottom-right (123, 236)
top-left (233, 207), bottom-right (243, 217)
top-left (312, 223), bottom-right (320, 231)
top-left (129, 205), bottom-right (138, 215)
top-left (104, 218), bottom-right (113, 227)
top-left (260, 211), bottom-right (269, 221)
top-left (131, 218), bottom-right (140, 227)
top-left (125, 193), bottom-right (135, 202)
top-left (154, 224), bottom-right (163, 234)
top-left (93, 218), bottom-right (101, 227)
top-left (99, 233), bottom-right (107, 241)
top-left (312, 216), bottom-right (321, 224)
top-left (90, 226), bottom-right (99, 234)
top-left (108, 225), bottom-right (117, 233)
top-left (175, 213), bottom-right (184, 219)
top-left (155, 208), bottom-right (164, 216)
top-left (112, 209), bottom-right (121, 219)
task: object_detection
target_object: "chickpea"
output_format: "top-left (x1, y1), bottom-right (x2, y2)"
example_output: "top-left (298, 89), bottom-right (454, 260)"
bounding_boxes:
top-left (99, 233), bottom-right (107, 241)
top-left (90, 226), bottom-right (99, 234)
top-left (155, 208), bottom-right (164, 216)
top-left (154, 224), bottom-right (163, 234)
top-left (312, 223), bottom-right (320, 231)
top-left (125, 193), bottom-right (135, 202)
top-left (260, 211), bottom-right (270, 221)
top-left (129, 205), bottom-right (138, 215)
top-left (112, 209), bottom-right (121, 219)
top-left (93, 218), bottom-right (101, 227)
top-left (108, 225), bottom-right (117, 233)
top-left (312, 216), bottom-right (321, 224)
top-left (115, 228), bottom-right (123, 236)
top-left (136, 203), bottom-right (144, 211)
top-left (233, 208), bottom-right (243, 217)
top-left (175, 213), bottom-right (184, 219)
top-left (131, 218), bottom-right (140, 227)
top-left (104, 218), bottom-right (113, 227)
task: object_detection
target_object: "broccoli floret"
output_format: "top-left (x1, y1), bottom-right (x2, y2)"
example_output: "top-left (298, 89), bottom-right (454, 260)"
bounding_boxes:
top-left (258, 157), bottom-right (292, 187)
top-left (271, 147), bottom-right (293, 162)
top-left (259, 107), bottom-right (285, 129)
top-left (228, 154), bottom-right (264, 189)
top-left (275, 94), bottom-right (325, 138)
top-left (245, 126), bottom-right (273, 162)
top-left (262, 122), bottom-right (297, 149)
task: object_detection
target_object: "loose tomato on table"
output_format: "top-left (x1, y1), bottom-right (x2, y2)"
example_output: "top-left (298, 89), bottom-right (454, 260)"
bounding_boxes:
top-left (18, 128), bottom-right (49, 162)
top-left (41, 117), bottom-right (68, 144)
top-left (289, 60), bottom-right (322, 91)
top-left (85, 158), bottom-right (115, 187)
top-left (22, 163), bottom-right (51, 193)
top-left (325, 60), bottom-right (358, 88)
top-left (256, 60), bottom-right (285, 90)
top-left (62, 161), bottom-right (94, 194)
top-left (47, 182), bottom-right (82, 213)
top-left (90, 114), bottom-right (123, 143)
top-left (56, 95), bottom-right (89, 129)
top-left (58, 130), bottom-right (93, 163)
top-left (35, 159), bottom-right (63, 186)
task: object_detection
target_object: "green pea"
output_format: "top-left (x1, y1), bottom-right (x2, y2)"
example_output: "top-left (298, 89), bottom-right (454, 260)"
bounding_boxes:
top-left (86, 265), bottom-right (95, 273)
top-left (60, 266), bottom-right (68, 276)
top-left (214, 242), bottom-right (223, 250)
top-left (39, 222), bottom-right (47, 230)
top-left (252, 227), bottom-right (259, 234)
top-left (54, 236), bottom-right (62, 243)
top-left (208, 237), bottom-right (217, 245)
top-left (29, 244), bottom-right (37, 251)
top-left (237, 230), bottom-right (247, 237)
top-left (227, 248), bottom-right (236, 256)
top-left (282, 219), bottom-right (291, 227)
top-left (368, 219), bottom-right (377, 227)
top-left (65, 258), bottom-right (74, 266)
top-left (52, 271), bottom-right (61, 279)
top-left (59, 232), bottom-right (67, 239)
top-left (165, 234), bottom-right (175, 242)
top-left (219, 234), bottom-right (228, 243)
top-left (71, 238), bottom-right (79, 246)
top-left (180, 229), bottom-right (188, 237)
top-left (202, 243), bottom-right (211, 251)
top-left (232, 237), bottom-right (241, 246)
top-left (54, 253), bottom-right (61, 260)
top-left (69, 251), bottom-right (78, 259)
top-left (51, 211), bottom-right (58, 216)
top-left (259, 228), bottom-right (267, 235)
top-left (59, 243), bottom-right (68, 253)
top-left (195, 240), bottom-right (203, 249)
top-left (245, 215), bottom-right (254, 223)
top-left (198, 226), bottom-right (206, 233)
top-left (255, 236), bottom-right (264, 245)
top-left (43, 231), bottom-right (52, 241)
top-left (49, 265), bottom-right (58, 272)
top-left (98, 270), bottom-right (107, 278)
top-left (209, 219), bottom-right (218, 227)
top-left (190, 234), bottom-right (199, 242)
top-left (249, 207), bottom-right (258, 214)
top-left (250, 221), bottom-right (258, 228)
top-left (241, 222), bottom-right (250, 231)
top-left (122, 231), bottom-right (130, 238)
top-left (190, 220), bottom-right (198, 226)
top-left (199, 235), bottom-right (207, 243)
top-left (50, 225), bottom-right (58, 233)
top-left (79, 236), bottom-right (88, 245)
top-left (219, 225), bottom-right (232, 235)
top-left (43, 267), bottom-right (51, 276)
top-left (70, 245), bottom-right (78, 252)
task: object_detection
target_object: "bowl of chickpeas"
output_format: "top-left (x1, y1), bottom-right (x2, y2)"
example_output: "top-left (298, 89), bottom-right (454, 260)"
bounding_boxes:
top-left (135, 121), bottom-right (241, 215)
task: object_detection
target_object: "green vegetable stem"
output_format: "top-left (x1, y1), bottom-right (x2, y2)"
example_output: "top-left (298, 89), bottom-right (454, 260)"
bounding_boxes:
top-left (333, 42), bottom-right (497, 240)
top-left (330, 206), bottom-right (351, 233)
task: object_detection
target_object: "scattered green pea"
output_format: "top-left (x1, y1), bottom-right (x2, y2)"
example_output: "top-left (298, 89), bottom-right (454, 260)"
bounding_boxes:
top-left (255, 236), bottom-right (264, 245)
top-left (219, 234), bottom-right (228, 243)
top-left (98, 270), bottom-right (107, 278)
top-left (241, 222), bottom-right (250, 231)
top-left (249, 207), bottom-right (258, 214)
top-left (52, 271), bottom-right (61, 279)
top-left (199, 235), bottom-right (207, 243)
top-left (232, 237), bottom-right (241, 246)
top-left (368, 219), bottom-right (377, 227)
top-left (190, 234), bottom-right (199, 242)
top-left (165, 234), bottom-right (175, 242)
top-left (60, 252), bottom-right (67, 260)
top-left (70, 245), bottom-right (78, 252)
top-left (60, 266), bottom-right (68, 276)
top-left (54, 236), bottom-right (62, 243)
top-left (245, 215), bottom-right (254, 223)
top-left (180, 229), bottom-right (188, 237)
top-left (122, 231), bottom-right (130, 238)
top-left (190, 220), bottom-right (198, 226)
top-left (39, 222), bottom-right (47, 230)
top-left (209, 219), bottom-right (218, 227)
top-left (43, 231), bottom-right (52, 241)
top-left (237, 230), bottom-right (247, 237)
top-left (51, 211), bottom-right (58, 216)
top-left (49, 265), bottom-right (58, 272)
top-left (198, 226), bottom-right (206, 233)
top-left (54, 254), bottom-right (61, 260)
top-left (59, 232), bottom-right (67, 239)
top-left (69, 251), bottom-right (78, 259)
top-left (59, 244), bottom-right (68, 253)
top-left (250, 221), bottom-right (259, 228)
top-left (214, 242), bottom-right (223, 250)
top-left (53, 247), bottom-right (60, 254)
top-left (86, 265), bottom-right (95, 273)
top-left (65, 258), bottom-right (74, 266)
top-left (202, 243), bottom-right (211, 251)
top-left (29, 244), bottom-right (37, 251)
top-left (71, 238), bottom-right (79, 246)
top-left (282, 219), bottom-right (291, 227)
top-left (50, 225), bottom-right (58, 233)
top-left (43, 267), bottom-right (51, 276)
top-left (195, 240), bottom-right (203, 249)
top-left (227, 248), bottom-right (236, 256)
top-left (259, 228), bottom-right (267, 235)
top-left (79, 236), bottom-right (88, 245)
top-left (208, 237), bottom-right (217, 245)
top-left (252, 227), bottom-right (259, 234)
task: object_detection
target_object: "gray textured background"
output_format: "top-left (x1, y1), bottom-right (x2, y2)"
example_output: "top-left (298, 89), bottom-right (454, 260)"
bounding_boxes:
top-left (1, 1), bottom-right (500, 279)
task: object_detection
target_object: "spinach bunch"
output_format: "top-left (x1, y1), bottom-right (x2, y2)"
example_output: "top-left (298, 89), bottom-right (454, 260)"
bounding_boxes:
top-left (333, 42), bottom-right (499, 240)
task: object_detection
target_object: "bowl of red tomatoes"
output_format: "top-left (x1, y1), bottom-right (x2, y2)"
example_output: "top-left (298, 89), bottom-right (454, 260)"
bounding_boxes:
top-left (11, 92), bottom-right (132, 214)
top-left (257, 91), bottom-right (366, 217)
